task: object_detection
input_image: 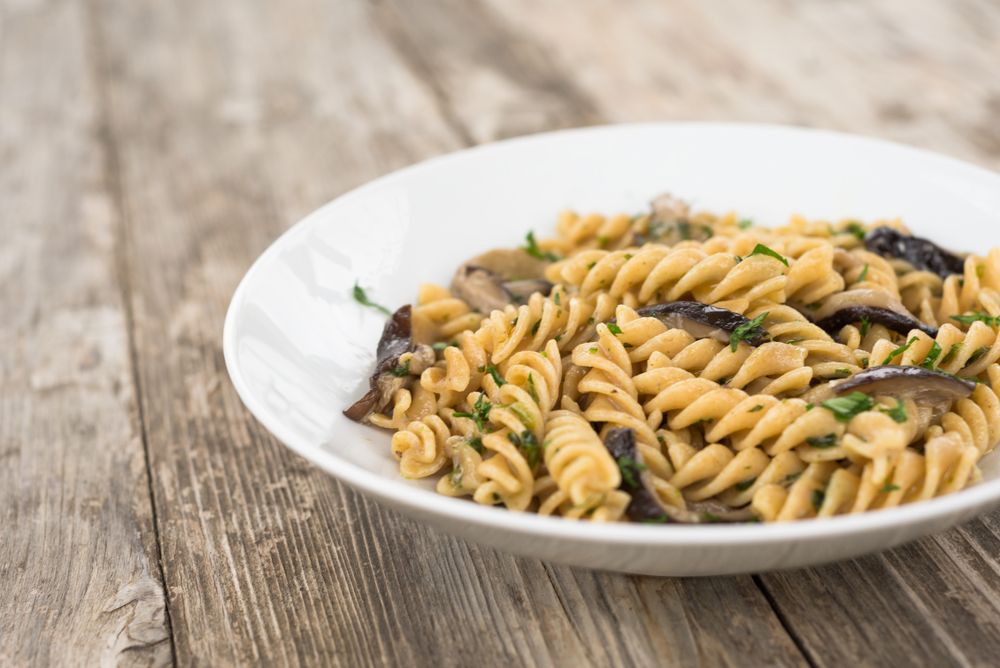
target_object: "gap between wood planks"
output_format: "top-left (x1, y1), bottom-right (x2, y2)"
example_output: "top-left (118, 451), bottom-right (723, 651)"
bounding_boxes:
top-left (82, 0), bottom-right (179, 662)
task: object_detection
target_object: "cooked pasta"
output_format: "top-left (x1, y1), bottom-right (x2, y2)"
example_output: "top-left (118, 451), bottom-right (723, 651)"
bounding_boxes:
top-left (346, 193), bottom-right (1000, 523)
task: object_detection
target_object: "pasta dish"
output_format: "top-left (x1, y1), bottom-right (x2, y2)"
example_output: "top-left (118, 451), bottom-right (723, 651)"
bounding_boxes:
top-left (344, 194), bottom-right (1000, 524)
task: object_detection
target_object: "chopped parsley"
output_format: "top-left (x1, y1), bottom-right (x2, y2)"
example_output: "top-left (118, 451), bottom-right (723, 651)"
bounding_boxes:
top-left (951, 313), bottom-right (1000, 327)
top-left (589, 346), bottom-right (599, 353)
top-left (730, 312), bottom-right (769, 352)
top-left (749, 404), bottom-right (765, 413)
top-left (811, 489), bottom-right (826, 511)
top-left (845, 222), bottom-right (866, 241)
top-left (747, 243), bottom-right (789, 267)
top-left (881, 482), bottom-right (901, 493)
top-left (597, 235), bottom-right (610, 247)
top-left (860, 316), bottom-right (871, 337)
top-left (821, 392), bottom-right (874, 422)
top-left (478, 364), bottom-right (506, 386)
top-left (858, 263), bottom-right (870, 283)
top-left (607, 322), bottom-right (623, 335)
top-left (453, 393), bottom-right (492, 431)
top-left (880, 399), bottom-right (908, 423)
top-left (449, 464), bottom-right (464, 488)
top-left (389, 360), bottom-right (411, 377)
top-left (966, 346), bottom-right (990, 367)
top-left (526, 373), bottom-right (539, 402)
top-left (806, 433), bottom-right (838, 449)
top-left (553, 292), bottom-right (561, 306)
top-left (521, 231), bottom-right (559, 261)
top-left (530, 319), bottom-right (541, 335)
top-left (738, 218), bottom-right (754, 230)
top-left (432, 341), bottom-right (458, 352)
top-left (617, 456), bottom-right (647, 487)
top-left (783, 472), bottom-right (803, 485)
top-left (831, 368), bottom-right (852, 379)
top-left (881, 336), bottom-right (919, 365)
top-left (352, 282), bottom-right (391, 316)
top-left (940, 343), bottom-right (963, 366)
top-left (508, 430), bottom-right (542, 469)
top-left (467, 436), bottom-right (484, 454)
top-left (921, 340), bottom-right (943, 369)
top-left (735, 477), bottom-right (757, 491)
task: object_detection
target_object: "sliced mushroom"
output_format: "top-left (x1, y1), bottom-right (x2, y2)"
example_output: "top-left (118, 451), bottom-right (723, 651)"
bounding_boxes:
top-left (451, 249), bottom-right (553, 314)
top-left (344, 305), bottom-right (435, 423)
top-left (836, 365), bottom-right (975, 430)
top-left (633, 193), bottom-right (712, 245)
top-left (603, 428), bottom-right (756, 524)
top-left (636, 301), bottom-right (769, 346)
top-left (806, 289), bottom-right (937, 337)
top-left (865, 227), bottom-right (966, 278)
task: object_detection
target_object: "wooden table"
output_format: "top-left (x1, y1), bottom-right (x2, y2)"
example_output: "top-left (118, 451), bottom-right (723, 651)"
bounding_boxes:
top-left (5, 0), bottom-right (1000, 665)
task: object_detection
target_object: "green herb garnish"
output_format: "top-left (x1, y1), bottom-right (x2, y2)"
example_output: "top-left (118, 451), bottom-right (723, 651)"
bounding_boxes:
top-left (811, 489), bottom-right (826, 511)
top-left (617, 456), bottom-right (647, 487)
top-left (508, 430), bottom-right (542, 469)
top-left (607, 322), bottom-right (623, 335)
top-left (951, 313), bottom-right (1000, 327)
top-left (467, 436), bottom-right (484, 454)
top-left (966, 346), bottom-right (990, 368)
top-left (880, 399), bottom-right (907, 423)
top-left (730, 312), bottom-right (769, 352)
top-left (453, 393), bottom-right (492, 431)
top-left (860, 316), bottom-right (871, 338)
top-left (735, 477), bottom-right (757, 491)
top-left (521, 231), bottom-right (559, 261)
top-left (806, 433), bottom-right (838, 449)
top-left (881, 483), bottom-right (901, 493)
top-left (389, 360), bottom-right (411, 377)
top-left (432, 341), bottom-right (458, 352)
top-left (921, 341), bottom-right (943, 369)
top-left (738, 218), bottom-right (754, 230)
top-left (749, 405), bottom-right (764, 413)
top-left (478, 364), bottom-right (506, 386)
top-left (858, 263), bottom-right (870, 283)
top-left (352, 282), bottom-right (391, 316)
top-left (526, 373), bottom-right (539, 402)
top-left (821, 392), bottom-right (874, 422)
top-left (846, 222), bottom-right (866, 241)
top-left (748, 243), bottom-right (789, 267)
top-left (941, 343), bottom-right (963, 366)
top-left (881, 336), bottom-right (919, 365)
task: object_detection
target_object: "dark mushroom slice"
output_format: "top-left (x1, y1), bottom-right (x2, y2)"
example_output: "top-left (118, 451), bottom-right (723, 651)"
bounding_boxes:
top-left (633, 193), bottom-right (712, 245)
top-left (806, 289), bottom-right (938, 338)
top-left (344, 305), bottom-right (435, 423)
top-left (823, 365), bottom-right (974, 435)
top-left (636, 301), bottom-right (769, 346)
top-left (603, 428), bottom-right (756, 524)
top-left (451, 249), bottom-right (553, 314)
top-left (865, 227), bottom-right (966, 278)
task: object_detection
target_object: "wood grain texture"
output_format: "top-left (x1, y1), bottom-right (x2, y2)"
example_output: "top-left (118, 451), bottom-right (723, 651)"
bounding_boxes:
top-left (9, 0), bottom-right (1000, 665)
top-left (92, 0), bottom-right (805, 664)
top-left (0, 0), bottom-right (170, 665)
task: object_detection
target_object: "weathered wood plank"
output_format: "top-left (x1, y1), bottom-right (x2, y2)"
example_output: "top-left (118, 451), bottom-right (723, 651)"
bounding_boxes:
top-left (0, 0), bottom-right (170, 665)
top-left (469, 0), bottom-right (1000, 663)
top-left (95, 0), bottom-right (806, 664)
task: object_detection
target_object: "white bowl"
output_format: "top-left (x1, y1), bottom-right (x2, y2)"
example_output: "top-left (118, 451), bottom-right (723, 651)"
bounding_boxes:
top-left (224, 123), bottom-right (1000, 576)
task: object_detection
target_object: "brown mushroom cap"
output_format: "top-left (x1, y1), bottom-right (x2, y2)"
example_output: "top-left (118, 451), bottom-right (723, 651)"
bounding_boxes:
top-left (636, 302), bottom-right (769, 346)
top-left (343, 305), bottom-right (434, 423)
top-left (807, 289), bottom-right (937, 337)
top-left (835, 365), bottom-right (974, 421)
top-left (451, 249), bottom-right (552, 314)
top-left (603, 428), bottom-right (755, 524)
top-left (865, 227), bottom-right (966, 278)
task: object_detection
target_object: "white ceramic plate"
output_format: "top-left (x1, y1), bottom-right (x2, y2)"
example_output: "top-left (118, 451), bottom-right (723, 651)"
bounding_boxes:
top-left (224, 123), bottom-right (1000, 576)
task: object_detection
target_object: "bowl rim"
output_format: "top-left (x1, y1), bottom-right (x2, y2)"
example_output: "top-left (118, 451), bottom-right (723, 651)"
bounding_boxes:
top-left (223, 121), bottom-right (1000, 547)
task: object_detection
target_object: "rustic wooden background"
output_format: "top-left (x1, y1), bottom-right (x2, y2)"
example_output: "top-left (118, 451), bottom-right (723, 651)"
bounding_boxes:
top-left (4, 0), bottom-right (1000, 665)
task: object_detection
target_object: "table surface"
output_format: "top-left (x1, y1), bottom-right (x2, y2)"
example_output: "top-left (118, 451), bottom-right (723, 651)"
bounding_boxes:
top-left (5, 0), bottom-right (1000, 665)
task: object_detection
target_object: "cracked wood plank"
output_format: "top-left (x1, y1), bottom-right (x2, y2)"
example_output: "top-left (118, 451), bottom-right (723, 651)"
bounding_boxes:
top-left (0, 0), bottom-right (170, 665)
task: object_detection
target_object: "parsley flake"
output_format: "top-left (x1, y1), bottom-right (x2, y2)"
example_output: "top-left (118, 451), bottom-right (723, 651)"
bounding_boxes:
top-left (821, 392), bottom-right (874, 422)
top-left (730, 312), bottom-right (769, 352)
top-left (617, 456), bottom-right (647, 487)
top-left (747, 243), bottom-right (789, 266)
top-left (352, 282), bottom-right (391, 316)
top-left (806, 433), bottom-right (838, 449)
top-left (882, 336), bottom-right (919, 365)
top-left (521, 231), bottom-right (559, 261)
